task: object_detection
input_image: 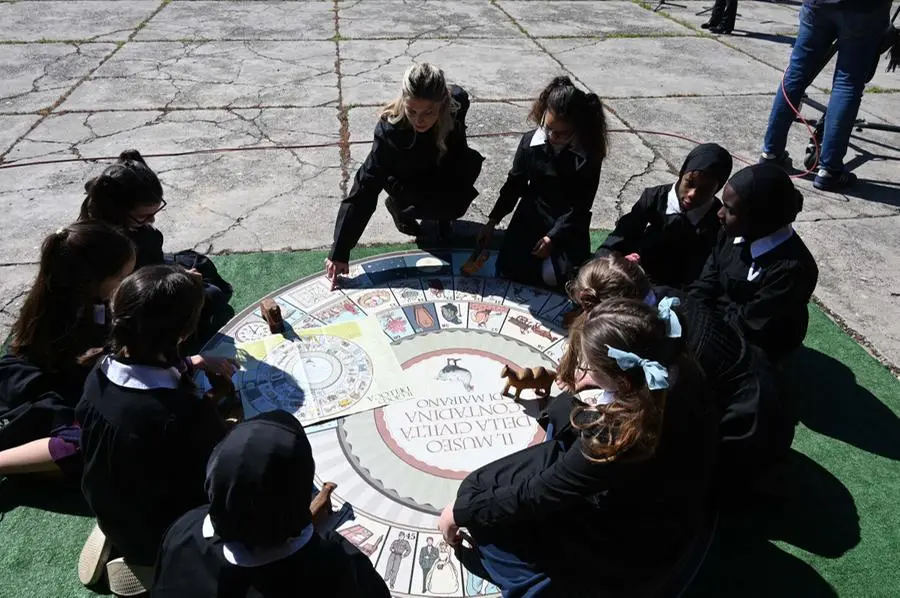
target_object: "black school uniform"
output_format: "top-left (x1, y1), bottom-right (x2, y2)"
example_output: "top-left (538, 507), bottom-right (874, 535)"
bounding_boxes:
top-left (598, 185), bottom-right (721, 288)
top-left (329, 85), bottom-right (484, 263)
top-left (151, 507), bottom-right (390, 598)
top-left (453, 364), bottom-right (718, 595)
top-left (77, 356), bottom-right (227, 566)
top-left (491, 128), bottom-right (602, 288)
top-left (128, 225), bottom-right (166, 270)
top-left (0, 305), bottom-right (110, 471)
top-left (689, 226), bottom-right (818, 362)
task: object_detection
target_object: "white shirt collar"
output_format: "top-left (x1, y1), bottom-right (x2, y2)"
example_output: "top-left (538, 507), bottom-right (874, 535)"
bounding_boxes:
top-left (101, 355), bottom-right (181, 390)
top-left (202, 514), bottom-right (314, 568)
top-left (733, 225), bottom-right (794, 259)
top-left (530, 127), bottom-right (588, 163)
top-left (665, 184), bottom-right (715, 226)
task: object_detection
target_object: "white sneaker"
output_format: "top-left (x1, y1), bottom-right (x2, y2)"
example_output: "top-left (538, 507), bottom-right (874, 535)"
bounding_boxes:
top-left (106, 557), bottom-right (154, 596)
top-left (78, 523), bottom-right (112, 587)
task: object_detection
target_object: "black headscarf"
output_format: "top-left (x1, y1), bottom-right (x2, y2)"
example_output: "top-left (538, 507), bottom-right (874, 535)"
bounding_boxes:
top-left (678, 143), bottom-right (733, 192)
top-left (727, 164), bottom-right (803, 239)
top-left (206, 410), bottom-right (315, 549)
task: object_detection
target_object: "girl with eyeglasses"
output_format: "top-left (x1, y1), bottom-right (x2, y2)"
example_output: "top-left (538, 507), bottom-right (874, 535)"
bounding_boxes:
top-left (79, 150), bottom-right (233, 349)
top-left (478, 76), bottom-right (608, 290)
top-left (438, 297), bottom-right (717, 596)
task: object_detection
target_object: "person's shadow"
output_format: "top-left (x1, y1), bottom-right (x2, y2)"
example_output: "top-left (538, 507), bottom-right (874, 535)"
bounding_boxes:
top-left (688, 449), bottom-right (859, 597)
top-left (782, 347), bottom-right (900, 461)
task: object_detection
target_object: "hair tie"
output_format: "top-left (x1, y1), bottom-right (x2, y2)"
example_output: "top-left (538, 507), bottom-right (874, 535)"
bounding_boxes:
top-left (606, 346), bottom-right (669, 391)
top-left (656, 296), bottom-right (682, 338)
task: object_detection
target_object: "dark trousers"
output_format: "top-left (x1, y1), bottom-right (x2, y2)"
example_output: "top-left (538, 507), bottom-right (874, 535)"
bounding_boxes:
top-left (709, 0), bottom-right (738, 29)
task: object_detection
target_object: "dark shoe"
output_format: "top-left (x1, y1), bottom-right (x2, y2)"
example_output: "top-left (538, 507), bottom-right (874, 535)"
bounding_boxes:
top-left (814, 169), bottom-right (857, 192)
top-left (759, 151), bottom-right (792, 171)
top-left (385, 196), bottom-right (422, 237)
top-left (437, 220), bottom-right (453, 244)
top-left (710, 24), bottom-right (733, 34)
top-left (700, 21), bottom-right (718, 30)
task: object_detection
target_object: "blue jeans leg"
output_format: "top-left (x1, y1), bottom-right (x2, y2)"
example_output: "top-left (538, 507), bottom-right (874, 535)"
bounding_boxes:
top-left (819, 4), bottom-right (891, 172)
top-left (762, 6), bottom-right (837, 157)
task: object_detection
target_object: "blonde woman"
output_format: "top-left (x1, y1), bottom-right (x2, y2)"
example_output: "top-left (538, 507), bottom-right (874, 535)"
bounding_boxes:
top-left (326, 63), bottom-right (484, 287)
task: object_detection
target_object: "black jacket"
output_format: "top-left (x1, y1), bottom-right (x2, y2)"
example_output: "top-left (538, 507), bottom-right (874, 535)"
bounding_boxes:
top-left (78, 357), bottom-right (227, 566)
top-left (492, 129), bottom-right (602, 287)
top-left (330, 85), bottom-right (483, 263)
top-left (152, 507), bottom-right (391, 598)
top-left (453, 365), bottom-right (717, 586)
top-left (597, 184), bottom-right (720, 288)
top-left (127, 225), bottom-right (165, 270)
top-left (689, 229), bottom-right (818, 362)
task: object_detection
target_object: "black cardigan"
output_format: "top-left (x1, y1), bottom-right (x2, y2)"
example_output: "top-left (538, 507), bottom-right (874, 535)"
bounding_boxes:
top-left (689, 229), bottom-right (818, 362)
top-left (491, 129), bottom-right (602, 285)
top-left (597, 184), bottom-right (721, 288)
top-left (330, 85), bottom-right (481, 263)
top-left (453, 365), bottom-right (718, 578)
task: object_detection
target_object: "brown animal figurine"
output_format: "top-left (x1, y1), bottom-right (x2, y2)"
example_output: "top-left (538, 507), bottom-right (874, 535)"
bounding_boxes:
top-left (500, 364), bottom-right (556, 402)
top-left (260, 298), bottom-right (284, 334)
top-left (310, 482), bottom-right (338, 532)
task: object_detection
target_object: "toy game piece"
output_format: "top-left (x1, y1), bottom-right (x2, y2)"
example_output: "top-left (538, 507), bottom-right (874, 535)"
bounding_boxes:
top-left (260, 298), bottom-right (284, 334)
top-left (310, 481), bottom-right (338, 531)
top-left (500, 364), bottom-right (557, 402)
top-left (460, 248), bottom-right (489, 277)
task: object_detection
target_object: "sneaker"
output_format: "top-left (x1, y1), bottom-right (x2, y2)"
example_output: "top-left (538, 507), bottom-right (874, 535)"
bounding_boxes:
top-left (78, 523), bottom-right (112, 587)
top-left (759, 151), bottom-right (792, 171)
top-left (384, 197), bottom-right (422, 237)
top-left (814, 169), bottom-right (857, 192)
top-left (106, 558), bottom-right (153, 597)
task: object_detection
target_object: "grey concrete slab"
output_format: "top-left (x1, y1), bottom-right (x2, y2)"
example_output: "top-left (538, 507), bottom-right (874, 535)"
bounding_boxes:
top-left (0, 108), bottom-right (343, 262)
top-left (675, 0), bottom-right (800, 36)
top-left (0, 264), bottom-right (38, 345)
top-left (338, 0), bottom-right (521, 39)
top-left (137, 1), bottom-right (335, 41)
top-left (60, 41), bottom-right (338, 111)
top-left (0, 43), bottom-right (117, 113)
top-left (0, 115), bottom-right (40, 155)
top-left (794, 216), bottom-right (900, 367)
top-left (605, 94), bottom-right (900, 222)
top-left (858, 92), bottom-right (900, 125)
top-left (544, 36), bottom-right (783, 97)
top-left (339, 39), bottom-right (565, 105)
top-left (0, 1), bottom-right (158, 42)
top-left (497, 0), bottom-right (695, 37)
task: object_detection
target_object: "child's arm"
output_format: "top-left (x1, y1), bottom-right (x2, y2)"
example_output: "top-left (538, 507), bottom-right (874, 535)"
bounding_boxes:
top-left (486, 134), bottom-right (530, 225)
top-left (596, 186), bottom-right (658, 257)
top-left (687, 231), bottom-right (725, 302)
top-left (452, 439), bottom-right (614, 530)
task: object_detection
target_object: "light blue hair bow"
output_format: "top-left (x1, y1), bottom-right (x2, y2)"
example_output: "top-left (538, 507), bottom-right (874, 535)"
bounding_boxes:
top-left (656, 296), bottom-right (682, 339)
top-left (606, 346), bottom-right (669, 391)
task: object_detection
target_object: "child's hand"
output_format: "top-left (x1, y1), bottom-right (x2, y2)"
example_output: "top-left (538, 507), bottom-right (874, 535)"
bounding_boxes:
top-left (187, 268), bottom-right (203, 279)
top-left (531, 236), bottom-right (553, 259)
top-left (190, 355), bottom-right (238, 378)
top-left (325, 258), bottom-right (349, 291)
top-left (438, 502), bottom-right (462, 546)
top-left (624, 253), bottom-right (641, 263)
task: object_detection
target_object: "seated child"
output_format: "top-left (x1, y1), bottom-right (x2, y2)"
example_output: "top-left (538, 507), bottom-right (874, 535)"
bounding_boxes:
top-left (79, 150), bottom-right (233, 347)
top-left (480, 76), bottom-right (608, 289)
top-left (77, 265), bottom-right (236, 591)
top-left (151, 410), bottom-right (391, 598)
top-left (439, 298), bottom-right (718, 596)
top-left (596, 143), bottom-right (733, 288)
top-left (569, 255), bottom-right (794, 488)
top-left (0, 222), bottom-right (135, 477)
top-left (689, 164), bottom-right (818, 362)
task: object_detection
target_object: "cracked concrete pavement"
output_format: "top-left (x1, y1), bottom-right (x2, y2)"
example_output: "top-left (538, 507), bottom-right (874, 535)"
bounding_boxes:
top-left (0, 0), bottom-right (898, 369)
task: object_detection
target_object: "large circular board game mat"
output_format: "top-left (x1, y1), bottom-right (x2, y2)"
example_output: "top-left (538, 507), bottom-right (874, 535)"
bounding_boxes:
top-left (203, 250), bottom-right (572, 597)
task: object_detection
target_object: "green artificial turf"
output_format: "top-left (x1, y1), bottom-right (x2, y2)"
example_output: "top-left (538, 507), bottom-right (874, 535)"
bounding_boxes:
top-left (1, 238), bottom-right (898, 598)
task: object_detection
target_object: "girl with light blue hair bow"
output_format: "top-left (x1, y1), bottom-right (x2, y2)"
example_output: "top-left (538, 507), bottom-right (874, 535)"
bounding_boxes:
top-left (438, 297), bottom-right (718, 597)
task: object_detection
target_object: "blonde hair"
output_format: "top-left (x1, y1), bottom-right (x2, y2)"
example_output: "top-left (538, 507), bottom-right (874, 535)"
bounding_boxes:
top-left (566, 255), bottom-right (652, 313)
top-left (380, 62), bottom-right (458, 160)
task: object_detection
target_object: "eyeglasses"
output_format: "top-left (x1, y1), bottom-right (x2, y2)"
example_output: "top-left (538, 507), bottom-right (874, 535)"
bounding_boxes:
top-left (127, 198), bottom-right (167, 226)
